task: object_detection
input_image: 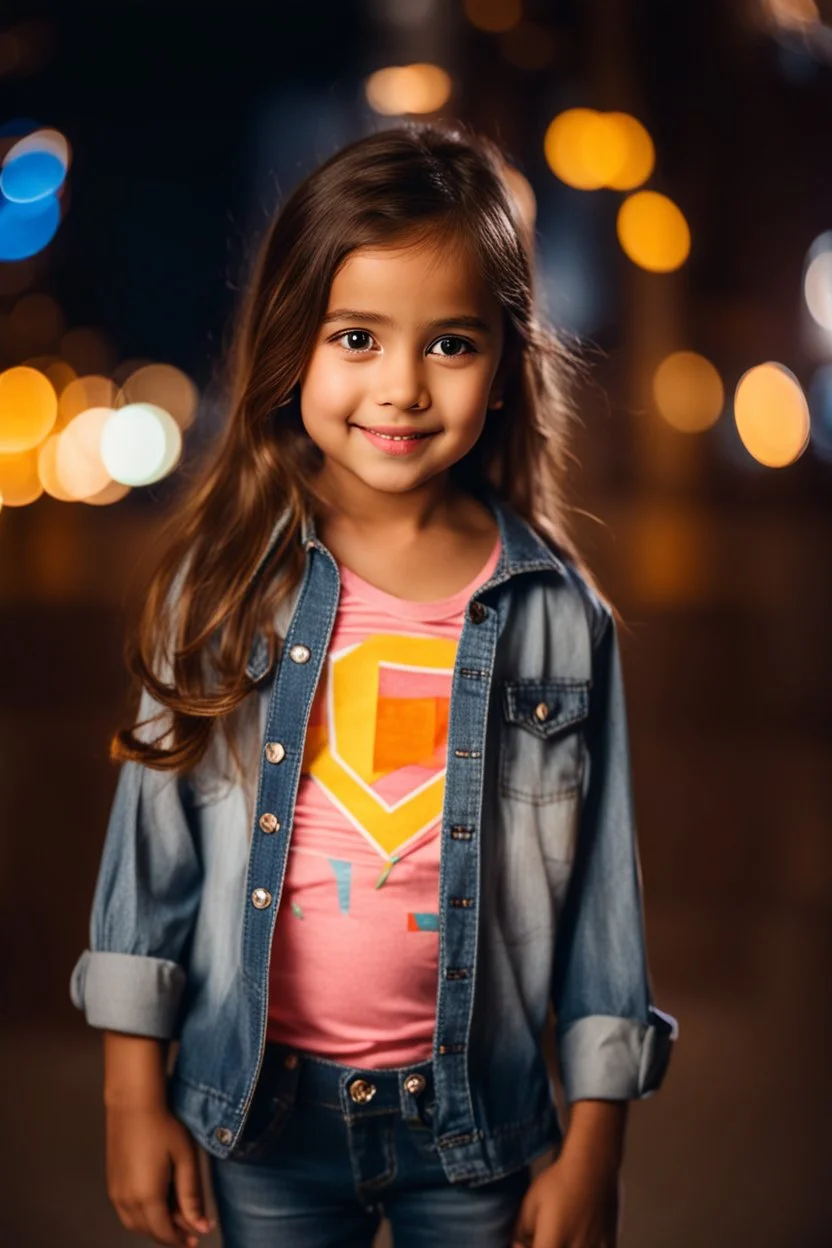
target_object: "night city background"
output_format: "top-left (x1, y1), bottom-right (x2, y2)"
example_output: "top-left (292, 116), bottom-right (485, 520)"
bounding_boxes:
top-left (1, 2), bottom-right (831, 1245)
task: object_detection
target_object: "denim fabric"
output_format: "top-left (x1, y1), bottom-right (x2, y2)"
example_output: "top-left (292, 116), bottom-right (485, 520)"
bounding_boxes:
top-left (69, 487), bottom-right (678, 1184)
top-left (210, 1041), bottom-right (530, 1247)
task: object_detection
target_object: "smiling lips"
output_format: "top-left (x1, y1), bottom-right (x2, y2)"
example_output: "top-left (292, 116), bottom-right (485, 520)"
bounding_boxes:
top-left (352, 423), bottom-right (439, 456)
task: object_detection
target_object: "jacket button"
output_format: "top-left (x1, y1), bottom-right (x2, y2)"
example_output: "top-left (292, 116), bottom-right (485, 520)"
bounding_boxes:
top-left (533, 701), bottom-right (550, 722)
top-left (289, 643), bottom-right (311, 663)
top-left (468, 601), bottom-right (487, 624)
top-left (215, 1126), bottom-right (233, 1145)
top-left (265, 741), bottom-right (285, 764)
top-left (252, 887), bottom-right (272, 909)
top-left (348, 1078), bottom-right (377, 1104)
top-left (259, 812), bottom-right (280, 834)
top-left (403, 1073), bottom-right (425, 1095)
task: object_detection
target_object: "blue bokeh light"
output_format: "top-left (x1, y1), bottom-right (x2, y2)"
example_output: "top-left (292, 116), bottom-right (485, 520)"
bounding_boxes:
top-left (1, 150), bottom-right (66, 204)
top-left (808, 364), bottom-right (832, 462)
top-left (0, 194), bottom-right (61, 260)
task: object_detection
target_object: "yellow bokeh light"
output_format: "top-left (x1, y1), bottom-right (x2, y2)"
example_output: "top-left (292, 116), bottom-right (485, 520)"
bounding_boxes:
top-left (603, 112), bottom-right (655, 190)
top-left (117, 362), bottom-right (199, 431)
top-left (365, 64), bottom-right (452, 116)
top-left (653, 352), bottom-right (724, 432)
top-left (83, 478), bottom-right (131, 506)
top-left (0, 365), bottom-right (57, 452)
top-left (617, 191), bottom-right (691, 272)
top-left (57, 374), bottom-right (116, 431)
top-left (544, 109), bottom-right (655, 192)
top-left (37, 432), bottom-right (77, 501)
top-left (57, 407), bottom-right (114, 499)
top-left (734, 362), bottom-right (810, 468)
top-left (544, 109), bottom-right (611, 190)
top-left (0, 448), bottom-right (44, 505)
top-left (464, 0), bottom-right (522, 33)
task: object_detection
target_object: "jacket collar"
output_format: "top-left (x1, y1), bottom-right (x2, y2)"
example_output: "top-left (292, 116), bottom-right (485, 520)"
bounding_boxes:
top-left (245, 489), bottom-right (565, 682)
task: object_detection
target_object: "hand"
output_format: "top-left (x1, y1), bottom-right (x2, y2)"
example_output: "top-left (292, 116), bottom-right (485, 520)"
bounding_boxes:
top-left (511, 1149), bottom-right (622, 1248)
top-left (106, 1104), bottom-right (216, 1247)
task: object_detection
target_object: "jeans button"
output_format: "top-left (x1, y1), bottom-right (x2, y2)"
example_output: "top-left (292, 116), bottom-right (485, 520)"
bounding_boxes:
top-left (403, 1073), bottom-right (425, 1095)
top-left (348, 1078), bottom-right (377, 1104)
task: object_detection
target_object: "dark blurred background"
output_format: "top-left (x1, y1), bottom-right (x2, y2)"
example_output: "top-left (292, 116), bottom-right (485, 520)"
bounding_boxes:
top-left (1, 2), bottom-right (831, 1245)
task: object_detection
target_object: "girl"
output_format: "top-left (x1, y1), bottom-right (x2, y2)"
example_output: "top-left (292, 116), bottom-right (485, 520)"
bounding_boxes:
top-left (71, 120), bottom-right (677, 1248)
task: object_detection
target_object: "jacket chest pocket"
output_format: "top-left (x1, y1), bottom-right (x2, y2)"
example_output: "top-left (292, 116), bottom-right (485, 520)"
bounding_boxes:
top-left (498, 676), bottom-right (590, 807)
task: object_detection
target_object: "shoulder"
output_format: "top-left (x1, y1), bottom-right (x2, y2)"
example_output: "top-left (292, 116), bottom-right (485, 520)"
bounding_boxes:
top-left (534, 536), bottom-right (614, 650)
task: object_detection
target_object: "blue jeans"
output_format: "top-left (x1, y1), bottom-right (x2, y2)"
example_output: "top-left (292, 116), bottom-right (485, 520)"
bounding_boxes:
top-left (208, 1041), bottom-right (531, 1247)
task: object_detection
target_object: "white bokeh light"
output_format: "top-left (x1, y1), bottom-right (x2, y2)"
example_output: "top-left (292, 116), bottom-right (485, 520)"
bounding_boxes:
top-left (100, 402), bottom-right (182, 486)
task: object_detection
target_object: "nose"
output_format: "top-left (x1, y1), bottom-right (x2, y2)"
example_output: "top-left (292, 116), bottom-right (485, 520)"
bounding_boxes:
top-left (374, 346), bottom-right (430, 411)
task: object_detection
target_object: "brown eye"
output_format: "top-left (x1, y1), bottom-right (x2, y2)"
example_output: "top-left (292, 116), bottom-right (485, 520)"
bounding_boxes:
top-left (336, 330), bottom-right (375, 352)
top-left (429, 336), bottom-right (476, 358)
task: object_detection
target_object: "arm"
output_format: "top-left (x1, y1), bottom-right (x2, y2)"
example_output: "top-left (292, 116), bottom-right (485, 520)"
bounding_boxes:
top-left (71, 686), bottom-right (213, 1247)
top-left (511, 607), bottom-right (677, 1247)
top-left (70, 684), bottom-right (202, 1039)
top-left (551, 606), bottom-right (677, 1105)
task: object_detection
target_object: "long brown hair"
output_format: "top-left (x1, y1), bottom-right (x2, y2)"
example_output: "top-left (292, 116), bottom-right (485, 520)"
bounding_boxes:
top-left (113, 118), bottom-right (602, 777)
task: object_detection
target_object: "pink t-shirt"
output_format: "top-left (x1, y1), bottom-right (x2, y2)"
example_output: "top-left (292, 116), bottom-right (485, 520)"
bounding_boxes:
top-left (266, 531), bottom-right (502, 1067)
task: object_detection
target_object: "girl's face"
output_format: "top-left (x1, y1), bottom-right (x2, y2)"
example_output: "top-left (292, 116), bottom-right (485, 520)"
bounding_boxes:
top-left (299, 232), bottom-right (505, 502)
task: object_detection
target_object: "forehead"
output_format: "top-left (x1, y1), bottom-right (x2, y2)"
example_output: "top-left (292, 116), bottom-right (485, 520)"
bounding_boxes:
top-left (328, 235), bottom-right (497, 316)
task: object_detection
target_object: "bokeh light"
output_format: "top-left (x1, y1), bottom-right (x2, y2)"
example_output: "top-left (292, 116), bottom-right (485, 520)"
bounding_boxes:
top-left (365, 64), bottom-right (452, 115)
top-left (0, 447), bottom-right (43, 505)
top-left (733, 362), bottom-right (810, 467)
top-left (23, 354), bottom-right (77, 398)
top-left (37, 432), bottom-right (78, 501)
top-left (804, 247), bottom-right (832, 331)
top-left (603, 112), bottom-right (655, 190)
top-left (807, 363), bottom-right (832, 460)
top-left (57, 407), bottom-right (114, 499)
top-left (1, 126), bottom-right (70, 172)
top-left (117, 362), bottom-right (199, 431)
top-left (0, 194), bottom-right (60, 260)
top-left (617, 190), bottom-right (691, 272)
top-left (464, 0), bottom-right (522, 33)
top-left (1, 148), bottom-right (65, 203)
top-left (0, 364), bottom-right (57, 451)
top-left (544, 109), bottom-right (654, 191)
top-left (57, 374), bottom-right (116, 431)
top-left (100, 402), bottom-right (183, 486)
top-left (82, 478), bottom-right (130, 506)
top-left (653, 351), bottom-right (725, 432)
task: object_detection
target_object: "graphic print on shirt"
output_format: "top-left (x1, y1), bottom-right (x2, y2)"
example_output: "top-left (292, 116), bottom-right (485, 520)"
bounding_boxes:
top-left (300, 632), bottom-right (457, 861)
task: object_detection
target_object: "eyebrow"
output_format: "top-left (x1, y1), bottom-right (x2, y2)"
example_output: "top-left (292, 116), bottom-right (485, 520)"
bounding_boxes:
top-left (321, 308), bottom-right (494, 334)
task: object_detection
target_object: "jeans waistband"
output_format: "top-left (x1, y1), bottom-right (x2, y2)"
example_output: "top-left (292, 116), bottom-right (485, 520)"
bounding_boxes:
top-left (261, 1040), bottom-right (436, 1116)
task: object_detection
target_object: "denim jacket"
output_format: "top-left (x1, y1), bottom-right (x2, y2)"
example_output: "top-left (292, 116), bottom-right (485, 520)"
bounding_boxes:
top-left (70, 489), bottom-right (677, 1185)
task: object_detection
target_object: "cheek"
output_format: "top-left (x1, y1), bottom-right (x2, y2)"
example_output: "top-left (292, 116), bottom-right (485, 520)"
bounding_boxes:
top-left (301, 354), bottom-right (359, 421)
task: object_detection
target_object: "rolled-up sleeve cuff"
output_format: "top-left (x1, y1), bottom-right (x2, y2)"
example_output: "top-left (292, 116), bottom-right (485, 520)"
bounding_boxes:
top-left (557, 1007), bottom-right (678, 1102)
top-left (70, 950), bottom-right (186, 1039)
